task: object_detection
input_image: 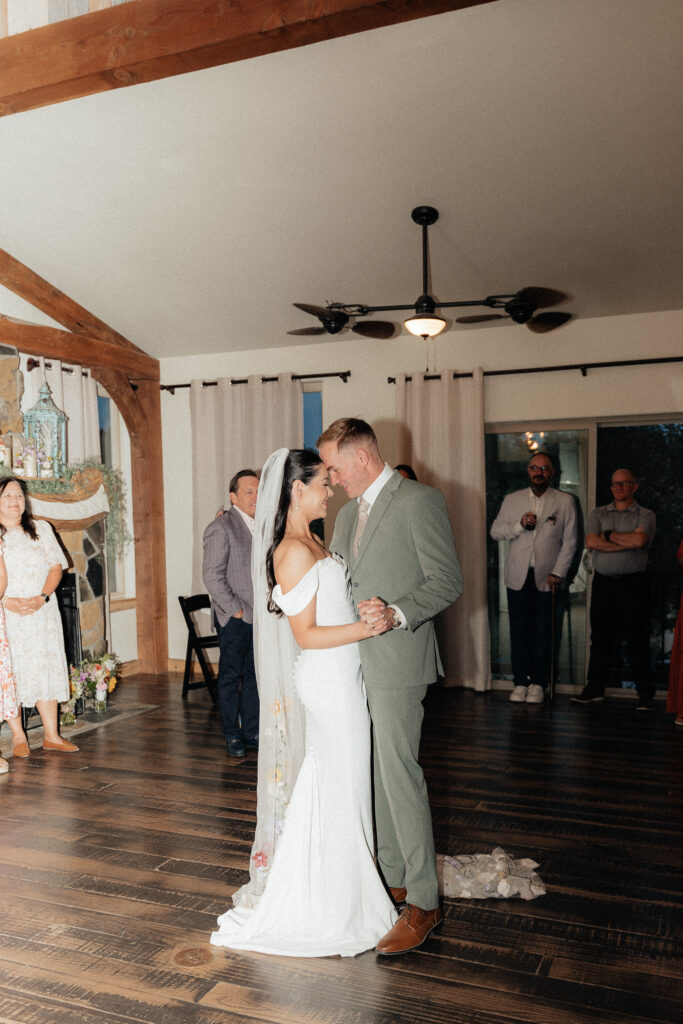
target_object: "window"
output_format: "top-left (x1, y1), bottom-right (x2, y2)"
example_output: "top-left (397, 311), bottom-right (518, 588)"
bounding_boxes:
top-left (97, 392), bottom-right (135, 600)
top-left (303, 389), bottom-right (322, 451)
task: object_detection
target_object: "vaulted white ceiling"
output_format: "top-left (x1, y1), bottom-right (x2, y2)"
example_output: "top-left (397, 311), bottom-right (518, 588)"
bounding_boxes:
top-left (1, 0), bottom-right (681, 359)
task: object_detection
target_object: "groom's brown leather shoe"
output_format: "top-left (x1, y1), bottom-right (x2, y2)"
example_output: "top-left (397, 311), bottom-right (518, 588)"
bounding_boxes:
top-left (389, 886), bottom-right (407, 904)
top-left (376, 904), bottom-right (442, 955)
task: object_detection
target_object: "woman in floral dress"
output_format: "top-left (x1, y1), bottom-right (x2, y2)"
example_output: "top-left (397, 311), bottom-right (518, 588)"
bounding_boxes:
top-left (0, 477), bottom-right (78, 754)
top-left (0, 541), bottom-right (28, 772)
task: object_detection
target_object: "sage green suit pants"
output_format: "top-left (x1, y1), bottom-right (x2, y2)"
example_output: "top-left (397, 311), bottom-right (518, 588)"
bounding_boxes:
top-left (366, 682), bottom-right (438, 910)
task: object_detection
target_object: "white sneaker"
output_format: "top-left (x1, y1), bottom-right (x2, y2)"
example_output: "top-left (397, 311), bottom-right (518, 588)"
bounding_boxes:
top-left (509, 685), bottom-right (528, 703)
top-left (526, 684), bottom-right (545, 704)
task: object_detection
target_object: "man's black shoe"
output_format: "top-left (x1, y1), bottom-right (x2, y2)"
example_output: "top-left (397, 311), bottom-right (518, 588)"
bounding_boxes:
top-left (227, 736), bottom-right (246, 757)
top-left (571, 686), bottom-right (604, 704)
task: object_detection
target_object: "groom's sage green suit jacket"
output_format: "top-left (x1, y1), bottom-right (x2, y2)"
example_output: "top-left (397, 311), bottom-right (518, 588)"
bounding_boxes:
top-left (330, 471), bottom-right (463, 689)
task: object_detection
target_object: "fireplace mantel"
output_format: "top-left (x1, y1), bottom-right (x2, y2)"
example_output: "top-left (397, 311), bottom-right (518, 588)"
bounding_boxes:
top-left (27, 467), bottom-right (109, 531)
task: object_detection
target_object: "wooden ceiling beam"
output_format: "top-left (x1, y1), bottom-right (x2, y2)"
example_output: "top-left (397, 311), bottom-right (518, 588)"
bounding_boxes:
top-left (0, 315), bottom-right (159, 380)
top-left (0, 247), bottom-right (145, 354)
top-left (0, 0), bottom-right (494, 117)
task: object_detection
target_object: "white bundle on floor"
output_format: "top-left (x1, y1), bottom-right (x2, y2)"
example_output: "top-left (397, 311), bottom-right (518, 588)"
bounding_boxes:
top-left (437, 848), bottom-right (546, 900)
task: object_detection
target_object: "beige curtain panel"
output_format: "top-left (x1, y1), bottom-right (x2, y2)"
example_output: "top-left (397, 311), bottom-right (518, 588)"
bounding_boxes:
top-left (21, 354), bottom-right (100, 464)
top-left (395, 368), bottom-right (491, 690)
top-left (190, 374), bottom-right (303, 594)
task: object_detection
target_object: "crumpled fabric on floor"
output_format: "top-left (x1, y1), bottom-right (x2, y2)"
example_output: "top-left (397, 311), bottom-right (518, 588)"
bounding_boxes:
top-left (437, 847), bottom-right (546, 900)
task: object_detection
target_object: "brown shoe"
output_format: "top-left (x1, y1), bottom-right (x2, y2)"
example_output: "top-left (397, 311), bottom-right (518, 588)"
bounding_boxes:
top-left (43, 738), bottom-right (79, 753)
top-left (389, 886), bottom-right (407, 904)
top-left (376, 904), bottom-right (442, 955)
top-left (12, 742), bottom-right (31, 758)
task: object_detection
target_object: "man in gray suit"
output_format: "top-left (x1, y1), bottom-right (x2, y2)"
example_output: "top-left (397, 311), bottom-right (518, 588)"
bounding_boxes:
top-left (490, 452), bottom-right (578, 704)
top-left (202, 470), bottom-right (260, 759)
top-left (318, 418), bottom-right (462, 955)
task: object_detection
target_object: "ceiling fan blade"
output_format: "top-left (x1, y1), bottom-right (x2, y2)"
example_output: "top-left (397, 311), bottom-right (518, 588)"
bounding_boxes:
top-left (294, 302), bottom-right (333, 318)
top-left (287, 327), bottom-right (327, 336)
top-left (517, 287), bottom-right (568, 309)
top-left (293, 302), bottom-right (348, 324)
top-left (526, 312), bottom-right (573, 333)
top-left (351, 320), bottom-right (395, 340)
top-left (456, 314), bottom-right (506, 324)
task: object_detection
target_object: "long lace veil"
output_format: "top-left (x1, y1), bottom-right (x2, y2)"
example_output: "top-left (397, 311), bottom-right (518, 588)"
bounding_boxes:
top-left (231, 448), bottom-right (306, 908)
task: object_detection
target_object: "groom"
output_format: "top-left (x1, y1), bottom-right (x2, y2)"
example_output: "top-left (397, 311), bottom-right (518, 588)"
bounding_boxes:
top-left (318, 418), bottom-right (462, 954)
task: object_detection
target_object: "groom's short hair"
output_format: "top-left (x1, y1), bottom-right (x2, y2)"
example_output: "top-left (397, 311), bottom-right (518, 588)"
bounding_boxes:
top-left (317, 418), bottom-right (378, 452)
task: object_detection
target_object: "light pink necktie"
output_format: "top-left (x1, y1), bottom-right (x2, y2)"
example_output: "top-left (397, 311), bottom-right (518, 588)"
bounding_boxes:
top-left (352, 497), bottom-right (370, 557)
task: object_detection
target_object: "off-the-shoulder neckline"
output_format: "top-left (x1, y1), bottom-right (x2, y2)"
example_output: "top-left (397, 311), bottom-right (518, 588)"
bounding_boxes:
top-left (273, 555), bottom-right (335, 598)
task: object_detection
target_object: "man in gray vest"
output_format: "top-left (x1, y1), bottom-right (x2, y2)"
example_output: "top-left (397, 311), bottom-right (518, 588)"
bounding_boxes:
top-left (202, 470), bottom-right (260, 757)
top-left (318, 418), bottom-right (462, 955)
top-left (573, 467), bottom-right (656, 709)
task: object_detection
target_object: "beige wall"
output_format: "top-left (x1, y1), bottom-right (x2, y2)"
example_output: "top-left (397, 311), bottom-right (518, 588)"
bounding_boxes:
top-left (159, 309), bottom-right (683, 660)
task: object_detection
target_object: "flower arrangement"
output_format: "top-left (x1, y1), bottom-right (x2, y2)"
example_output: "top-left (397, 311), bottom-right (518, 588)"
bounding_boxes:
top-left (63, 653), bottom-right (121, 719)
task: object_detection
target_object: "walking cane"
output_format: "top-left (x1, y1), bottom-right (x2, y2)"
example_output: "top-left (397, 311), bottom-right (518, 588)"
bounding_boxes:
top-left (549, 583), bottom-right (557, 702)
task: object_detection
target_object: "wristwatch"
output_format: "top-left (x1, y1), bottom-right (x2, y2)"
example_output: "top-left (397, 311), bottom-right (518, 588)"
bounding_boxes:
top-left (40, 592), bottom-right (49, 602)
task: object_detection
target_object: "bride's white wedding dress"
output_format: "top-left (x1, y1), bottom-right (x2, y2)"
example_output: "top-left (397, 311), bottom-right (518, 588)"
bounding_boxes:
top-left (210, 556), bottom-right (397, 957)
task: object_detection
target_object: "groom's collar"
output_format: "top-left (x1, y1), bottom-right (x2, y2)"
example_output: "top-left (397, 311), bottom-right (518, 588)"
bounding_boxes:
top-left (360, 463), bottom-right (394, 508)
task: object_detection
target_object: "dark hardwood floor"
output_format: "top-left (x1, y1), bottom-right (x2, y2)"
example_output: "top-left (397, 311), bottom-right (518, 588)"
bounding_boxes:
top-left (0, 675), bottom-right (681, 1024)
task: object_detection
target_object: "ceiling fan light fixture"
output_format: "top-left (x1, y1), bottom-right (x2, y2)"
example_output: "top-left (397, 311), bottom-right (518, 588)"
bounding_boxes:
top-left (404, 313), bottom-right (447, 338)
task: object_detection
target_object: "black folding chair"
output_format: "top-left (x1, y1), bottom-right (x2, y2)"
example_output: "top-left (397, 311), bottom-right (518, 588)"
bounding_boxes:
top-left (177, 595), bottom-right (219, 704)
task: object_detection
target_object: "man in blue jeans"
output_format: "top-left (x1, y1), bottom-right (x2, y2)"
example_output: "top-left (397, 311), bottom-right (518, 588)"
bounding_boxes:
top-left (202, 470), bottom-right (260, 757)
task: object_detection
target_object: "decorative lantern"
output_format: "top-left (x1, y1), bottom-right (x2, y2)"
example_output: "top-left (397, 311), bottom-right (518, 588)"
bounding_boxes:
top-left (23, 381), bottom-right (68, 478)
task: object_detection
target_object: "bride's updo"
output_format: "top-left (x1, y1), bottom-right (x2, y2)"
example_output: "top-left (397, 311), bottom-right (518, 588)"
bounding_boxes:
top-left (266, 448), bottom-right (323, 610)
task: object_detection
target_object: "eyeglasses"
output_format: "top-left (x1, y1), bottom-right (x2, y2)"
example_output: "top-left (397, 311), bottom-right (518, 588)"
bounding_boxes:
top-left (611, 480), bottom-right (636, 488)
top-left (529, 465), bottom-right (552, 473)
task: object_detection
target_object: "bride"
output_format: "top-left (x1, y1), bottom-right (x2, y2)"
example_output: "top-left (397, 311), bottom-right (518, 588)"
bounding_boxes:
top-left (210, 448), bottom-right (397, 957)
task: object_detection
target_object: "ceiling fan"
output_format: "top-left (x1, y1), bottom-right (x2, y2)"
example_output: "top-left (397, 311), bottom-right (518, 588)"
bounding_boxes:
top-left (289, 206), bottom-right (573, 339)
top-left (287, 302), bottom-right (395, 340)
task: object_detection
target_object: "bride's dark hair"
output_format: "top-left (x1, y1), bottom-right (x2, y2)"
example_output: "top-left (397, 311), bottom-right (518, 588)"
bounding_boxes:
top-left (266, 448), bottom-right (323, 614)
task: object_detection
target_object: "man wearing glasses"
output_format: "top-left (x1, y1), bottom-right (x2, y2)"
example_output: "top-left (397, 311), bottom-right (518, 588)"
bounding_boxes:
top-left (573, 469), bottom-right (656, 709)
top-left (491, 452), bottom-right (579, 704)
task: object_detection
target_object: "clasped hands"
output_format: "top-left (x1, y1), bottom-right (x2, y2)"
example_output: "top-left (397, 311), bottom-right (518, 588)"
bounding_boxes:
top-left (358, 597), bottom-right (396, 636)
top-left (4, 594), bottom-right (45, 616)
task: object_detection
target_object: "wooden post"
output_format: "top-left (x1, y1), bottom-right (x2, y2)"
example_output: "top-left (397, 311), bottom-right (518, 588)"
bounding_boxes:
top-left (93, 368), bottom-right (168, 674)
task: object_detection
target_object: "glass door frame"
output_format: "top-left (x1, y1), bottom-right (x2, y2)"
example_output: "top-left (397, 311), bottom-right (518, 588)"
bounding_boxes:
top-left (485, 417), bottom-right (596, 691)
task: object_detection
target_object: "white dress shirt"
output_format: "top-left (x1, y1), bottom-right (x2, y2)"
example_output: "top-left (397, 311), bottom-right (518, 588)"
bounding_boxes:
top-left (234, 505), bottom-right (255, 536)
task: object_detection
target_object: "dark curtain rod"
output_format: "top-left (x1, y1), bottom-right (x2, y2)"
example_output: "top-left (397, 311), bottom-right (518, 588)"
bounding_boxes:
top-left (161, 370), bottom-right (350, 394)
top-left (387, 355), bottom-right (683, 383)
top-left (26, 356), bottom-right (89, 378)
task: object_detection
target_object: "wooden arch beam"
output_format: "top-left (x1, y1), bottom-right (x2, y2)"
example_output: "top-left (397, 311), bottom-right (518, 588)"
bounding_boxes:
top-left (0, 0), bottom-right (494, 117)
top-left (0, 248), bottom-right (146, 354)
top-left (0, 259), bottom-right (166, 673)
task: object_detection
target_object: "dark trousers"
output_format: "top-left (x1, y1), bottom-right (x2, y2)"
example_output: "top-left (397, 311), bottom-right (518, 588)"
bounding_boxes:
top-left (507, 569), bottom-right (553, 690)
top-left (215, 616), bottom-right (259, 743)
top-left (587, 571), bottom-right (653, 699)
